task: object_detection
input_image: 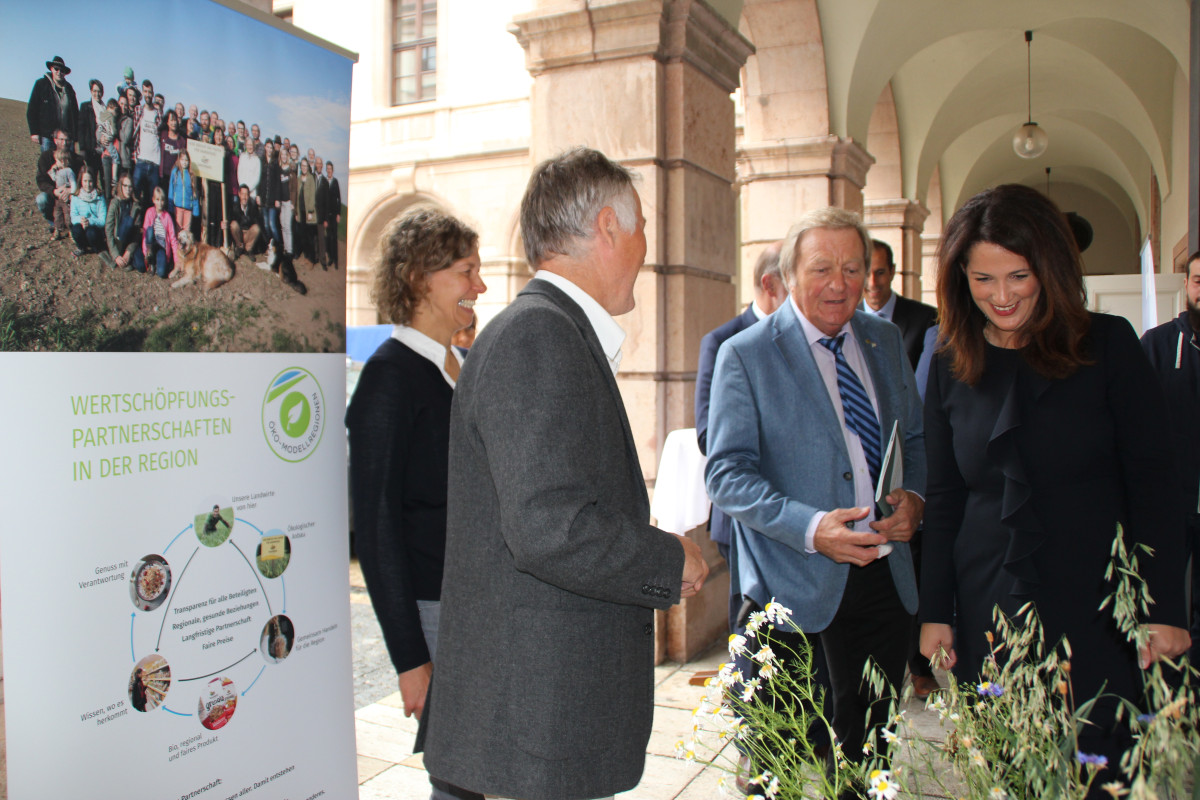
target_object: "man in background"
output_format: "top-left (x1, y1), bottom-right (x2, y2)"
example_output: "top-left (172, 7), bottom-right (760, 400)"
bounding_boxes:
top-left (1142, 250), bottom-right (1200, 663)
top-left (27, 55), bottom-right (77, 152)
top-left (695, 240), bottom-right (786, 628)
top-left (862, 240), bottom-right (936, 368)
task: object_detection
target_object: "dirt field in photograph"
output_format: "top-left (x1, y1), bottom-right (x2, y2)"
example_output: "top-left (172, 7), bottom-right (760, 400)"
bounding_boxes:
top-left (0, 98), bottom-right (345, 352)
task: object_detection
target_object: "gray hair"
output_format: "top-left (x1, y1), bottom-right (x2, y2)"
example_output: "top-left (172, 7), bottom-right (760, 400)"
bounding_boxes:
top-left (753, 240), bottom-right (783, 286)
top-left (520, 147), bottom-right (637, 267)
top-left (778, 207), bottom-right (872, 288)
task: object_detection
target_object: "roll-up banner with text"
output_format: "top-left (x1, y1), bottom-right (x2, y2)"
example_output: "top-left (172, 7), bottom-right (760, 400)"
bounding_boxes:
top-left (0, 1), bottom-right (358, 797)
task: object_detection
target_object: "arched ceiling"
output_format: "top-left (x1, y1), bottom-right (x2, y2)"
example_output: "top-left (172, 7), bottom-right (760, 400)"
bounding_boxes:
top-left (814, 0), bottom-right (1190, 234)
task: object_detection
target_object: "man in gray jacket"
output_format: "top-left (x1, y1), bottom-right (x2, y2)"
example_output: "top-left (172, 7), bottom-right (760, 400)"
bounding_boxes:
top-left (422, 147), bottom-right (708, 800)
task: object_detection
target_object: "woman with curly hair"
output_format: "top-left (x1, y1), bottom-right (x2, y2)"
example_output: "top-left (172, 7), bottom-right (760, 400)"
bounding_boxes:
top-left (345, 208), bottom-right (486, 800)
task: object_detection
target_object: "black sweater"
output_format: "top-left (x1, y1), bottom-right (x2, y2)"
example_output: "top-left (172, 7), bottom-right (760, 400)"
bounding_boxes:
top-left (346, 337), bottom-right (453, 673)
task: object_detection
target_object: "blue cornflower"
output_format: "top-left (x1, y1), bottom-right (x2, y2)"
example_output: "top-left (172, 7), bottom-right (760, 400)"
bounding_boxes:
top-left (1136, 713), bottom-right (1155, 724)
top-left (977, 681), bottom-right (1005, 698)
top-left (1076, 752), bottom-right (1108, 767)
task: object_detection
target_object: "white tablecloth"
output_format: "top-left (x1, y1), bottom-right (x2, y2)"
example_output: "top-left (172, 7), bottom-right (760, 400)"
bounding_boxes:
top-left (650, 427), bottom-right (710, 535)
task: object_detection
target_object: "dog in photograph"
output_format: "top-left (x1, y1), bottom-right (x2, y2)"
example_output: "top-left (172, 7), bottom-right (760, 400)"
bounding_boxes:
top-left (173, 230), bottom-right (235, 290)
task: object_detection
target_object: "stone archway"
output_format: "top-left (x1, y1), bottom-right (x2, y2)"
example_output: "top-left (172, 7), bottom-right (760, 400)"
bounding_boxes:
top-left (346, 192), bottom-right (444, 326)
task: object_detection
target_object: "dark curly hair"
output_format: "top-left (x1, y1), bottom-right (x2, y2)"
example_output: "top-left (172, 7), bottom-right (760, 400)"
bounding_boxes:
top-left (373, 209), bottom-right (479, 325)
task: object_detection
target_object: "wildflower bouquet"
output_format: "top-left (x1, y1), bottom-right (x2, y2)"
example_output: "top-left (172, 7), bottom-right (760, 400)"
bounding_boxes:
top-left (675, 601), bottom-right (904, 799)
top-left (916, 527), bottom-right (1200, 800)
top-left (676, 527), bottom-right (1198, 800)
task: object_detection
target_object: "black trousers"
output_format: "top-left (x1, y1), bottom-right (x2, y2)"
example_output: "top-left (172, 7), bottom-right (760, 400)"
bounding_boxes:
top-left (739, 558), bottom-right (911, 765)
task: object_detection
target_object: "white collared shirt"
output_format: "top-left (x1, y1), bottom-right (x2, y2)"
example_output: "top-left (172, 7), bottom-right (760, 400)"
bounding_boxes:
top-left (391, 324), bottom-right (464, 388)
top-left (751, 300), bottom-right (770, 321)
top-left (790, 297), bottom-right (880, 552)
top-left (862, 291), bottom-right (897, 322)
top-left (534, 270), bottom-right (627, 376)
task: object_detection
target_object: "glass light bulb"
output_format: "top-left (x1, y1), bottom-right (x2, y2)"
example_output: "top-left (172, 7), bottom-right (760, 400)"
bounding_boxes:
top-left (1013, 122), bottom-right (1048, 159)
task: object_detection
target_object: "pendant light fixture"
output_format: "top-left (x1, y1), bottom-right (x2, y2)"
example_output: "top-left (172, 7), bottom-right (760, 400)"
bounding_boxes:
top-left (1013, 29), bottom-right (1048, 159)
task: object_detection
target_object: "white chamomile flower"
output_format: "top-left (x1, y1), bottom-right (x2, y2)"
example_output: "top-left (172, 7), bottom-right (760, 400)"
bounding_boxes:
top-left (758, 662), bottom-right (777, 681)
top-left (763, 600), bottom-right (793, 624)
top-left (751, 644), bottom-right (776, 665)
top-left (989, 788), bottom-right (1008, 800)
top-left (881, 728), bottom-right (898, 744)
top-left (970, 748), bottom-right (986, 768)
top-left (745, 609), bottom-right (768, 633)
top-left (740, 678), bottom-right (762, 703)
top-left (673, 739), bottom-right (696, 761)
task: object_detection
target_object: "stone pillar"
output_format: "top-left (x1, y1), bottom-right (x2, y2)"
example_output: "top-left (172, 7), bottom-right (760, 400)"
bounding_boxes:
top-left (737, 137), bottom-right (874, 290)
top-left (511, 0), bottom-right (753, 663)
top-left (863, 198), bottom-right (930, 298)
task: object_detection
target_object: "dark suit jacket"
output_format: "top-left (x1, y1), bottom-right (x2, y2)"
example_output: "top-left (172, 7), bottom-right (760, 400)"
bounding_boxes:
top-left (695, 304), bottom-right (759, 547)
top-left (422, 279), bottom-right (685, 800)
top-left (887, 294), bottom-right (938, 368)
top-left (1141, 312), bottom-right (1200, 517)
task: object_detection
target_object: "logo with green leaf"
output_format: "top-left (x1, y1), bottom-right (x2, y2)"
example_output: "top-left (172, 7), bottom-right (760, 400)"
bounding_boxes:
top-left (262, 367), bottom-right (325, 462)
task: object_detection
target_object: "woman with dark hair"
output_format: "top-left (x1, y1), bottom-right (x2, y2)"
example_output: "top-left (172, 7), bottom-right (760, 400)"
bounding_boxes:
top-left (259, 139), bottom-right (282, 256)
top-left (205, 126), bottom-right (233, 247)
top-left (103, 173), bottom-right (143, 271)
top-left (117, 88), bottom-right (138, 179)
top-left (919, 183), bottom-right (1190, 783)
top-left (296, 157), bottom-right (317, 263)
top-left (345, 209), bottom-right (486, 800)
top-left (158, 110), bottom-right (186, 191)
top-left (77, 79), bottom-right (106, 198)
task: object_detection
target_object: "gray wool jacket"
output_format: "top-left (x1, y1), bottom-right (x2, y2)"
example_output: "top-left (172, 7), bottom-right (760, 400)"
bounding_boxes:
top-left (420, 279), bottom-right (685, 800)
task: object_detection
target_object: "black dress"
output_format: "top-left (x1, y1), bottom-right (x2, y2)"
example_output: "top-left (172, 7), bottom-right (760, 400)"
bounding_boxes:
top-left (920, 313), bottom-right (1187, 761)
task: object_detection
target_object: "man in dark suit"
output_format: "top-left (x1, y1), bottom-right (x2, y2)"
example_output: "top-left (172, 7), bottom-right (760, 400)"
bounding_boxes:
top-left (862, 238), bottom-right (940, 698)
top-left (1141, 250), bottom-right (1200, 663)
top-left (322, 161), bottom-right (342, 269)
top-left (314, 156), bottom-right (329, 268)
top-left (862, 240), bottom-right (937, 368)
top-left (422, 148), bottom-right (708, 800)
top-left (695, 240), bottom-right (786, 628)
top-left (706, 208), bottom-right (925, 770)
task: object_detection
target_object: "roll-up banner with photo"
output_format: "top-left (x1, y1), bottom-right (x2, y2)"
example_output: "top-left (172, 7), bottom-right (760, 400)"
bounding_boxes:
top-left (0, 1), bottom-right (358, 797)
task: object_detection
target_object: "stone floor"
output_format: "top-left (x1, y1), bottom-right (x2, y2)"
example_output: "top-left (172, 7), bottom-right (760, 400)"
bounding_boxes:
top-left (352, 640), bottom-right (958, 799)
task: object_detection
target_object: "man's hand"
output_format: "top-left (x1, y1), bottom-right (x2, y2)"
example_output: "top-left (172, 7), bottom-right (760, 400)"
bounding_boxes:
top-left (31, 134), bottom-right (39, 145)
top-left (1140, 624), bottom-right (1190, 669)
top-left (870, 489), bottom-right (924, 542)
top-left (397, 661), bottom-right (433, 718)
top-left (678, 534), bottom-right (708, 598)
top-left (920, 623), bottom-right (957, 669)
top-left (813, 507), bottom-right (885, 566)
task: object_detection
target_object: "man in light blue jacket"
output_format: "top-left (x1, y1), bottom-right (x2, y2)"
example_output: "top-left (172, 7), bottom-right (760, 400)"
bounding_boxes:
top-left (705, 207), bottom-right (925, 771)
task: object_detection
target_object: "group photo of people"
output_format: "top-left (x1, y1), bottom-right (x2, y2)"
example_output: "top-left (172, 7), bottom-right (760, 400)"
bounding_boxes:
top-left (0, 0), bottom-right (351, 353)
top-left (27, 55), bottom-right (342, 290)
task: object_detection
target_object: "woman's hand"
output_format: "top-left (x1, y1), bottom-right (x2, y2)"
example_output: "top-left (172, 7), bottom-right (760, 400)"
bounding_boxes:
top-left (398, 661), bottom-right (433, 718)
top-left (1140, 624), bottom-right (1190, 669)
top-left (920, 623), bottom-right (957, 670)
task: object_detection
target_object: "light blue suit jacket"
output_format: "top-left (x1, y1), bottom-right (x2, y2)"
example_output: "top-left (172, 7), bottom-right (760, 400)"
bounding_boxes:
top-left (704, 301), bottom-right (925, 633)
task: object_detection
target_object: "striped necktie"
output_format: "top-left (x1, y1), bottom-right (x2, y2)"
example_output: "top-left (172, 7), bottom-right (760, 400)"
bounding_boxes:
top-left (819, 334), bottom-right (881, 485)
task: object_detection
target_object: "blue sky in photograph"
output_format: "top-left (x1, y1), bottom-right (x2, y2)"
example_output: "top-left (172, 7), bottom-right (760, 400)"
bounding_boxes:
top-left (1, 0), bottom-right (352, 189)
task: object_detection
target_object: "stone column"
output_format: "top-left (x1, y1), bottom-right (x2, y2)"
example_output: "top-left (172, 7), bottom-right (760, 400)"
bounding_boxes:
top-left (737, 137), bottom-right (874, 289)
top-left (863, 198), bottom-right (930, 298)
top-left (511, 0), bottom-right (753, 663)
